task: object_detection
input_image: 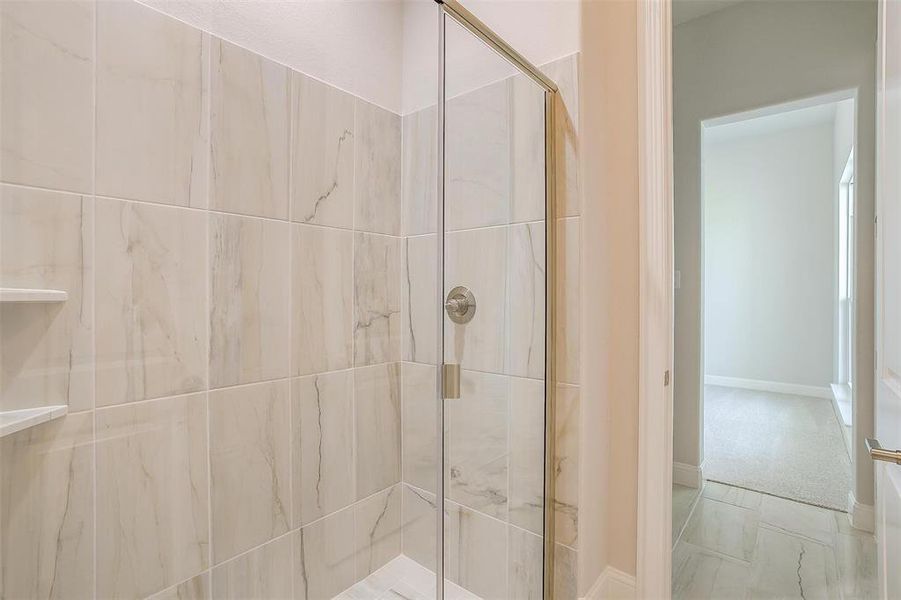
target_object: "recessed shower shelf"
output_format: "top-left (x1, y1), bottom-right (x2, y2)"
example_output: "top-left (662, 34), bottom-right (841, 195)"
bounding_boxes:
top-left (0, 405), bottom-right (68, 438)
top-left (0, 288), bottom-right (68, 303)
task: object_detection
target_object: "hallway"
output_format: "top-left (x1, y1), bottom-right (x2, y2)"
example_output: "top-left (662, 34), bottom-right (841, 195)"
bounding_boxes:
top-left (672, 481), bottom-right (876, 599)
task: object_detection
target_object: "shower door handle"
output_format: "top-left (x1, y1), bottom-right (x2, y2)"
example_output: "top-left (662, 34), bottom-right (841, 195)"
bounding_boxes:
top-left (442, 363), bottom-right (461, 399)
top-left (866, 438), bottom-right (901, 464)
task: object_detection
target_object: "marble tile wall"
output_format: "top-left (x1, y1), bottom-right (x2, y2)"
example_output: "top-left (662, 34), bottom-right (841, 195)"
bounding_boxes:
top-left (0, 1), bottom-right (405, 598)
top-left (399, 53), bottom-right (582, 599)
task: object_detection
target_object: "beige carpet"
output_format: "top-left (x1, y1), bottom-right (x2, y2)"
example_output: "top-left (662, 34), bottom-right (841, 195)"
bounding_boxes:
top-left (703, 385), bottom-right (852, 511)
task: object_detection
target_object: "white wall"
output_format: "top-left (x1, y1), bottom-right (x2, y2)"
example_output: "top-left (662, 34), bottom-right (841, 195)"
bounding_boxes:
top-left (673, 0), bottom-right (877, 505)
top-left (704, 116), bottom-right (836, 388)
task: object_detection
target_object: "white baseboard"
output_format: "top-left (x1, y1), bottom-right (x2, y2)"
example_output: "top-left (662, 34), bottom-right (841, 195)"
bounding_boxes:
top-left (705, 375), bottom-right (832, 399)
top-left (847, 492), bottom-right (875, 533)
top-left (673, 461), bottom-right (704, 488)
top-left (583, 566), bottom-right (636, 600)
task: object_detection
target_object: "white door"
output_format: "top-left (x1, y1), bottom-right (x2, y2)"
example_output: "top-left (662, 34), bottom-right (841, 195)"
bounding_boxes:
top-left (875, 0), bottom-right (901, 596)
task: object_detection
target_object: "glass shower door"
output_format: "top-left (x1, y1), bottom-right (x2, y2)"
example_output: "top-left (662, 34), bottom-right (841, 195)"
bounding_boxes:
top-left (438, 9), bottom-right (553, 599)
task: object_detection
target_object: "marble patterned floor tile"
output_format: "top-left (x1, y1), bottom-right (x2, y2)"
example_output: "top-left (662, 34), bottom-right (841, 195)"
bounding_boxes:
top-left (672, 541), bottom-right (752, 600)
top-left (747, 526), bottom-right (841, 599)
top-left (1, 186), bottom-right (94, 412)
top-left (209, 380), bottom-right (291, 563)
top-left (95, 198), bottom-right (208, 406)
top-left (673, 484), bottom-right (701, 545)
top-left (292, 223), bottom-right (353, 376)
top-left (293, 370), bottom-right (355, 526)
top-left (681, 497), bottom-right (759, 562)
top-left (293, 72), bottom-right (354, 228)
top-left (444, 227), bottom-right (507, 374)
top-left (759, 493), bottom-right (837, 545)
top-left (211, 534), bottom-right (292, 599)
top-left (446, 370), bottom-right (509, 519)
top-left (402, 105), bottom-right (438, 236)
top-left (355, 485), bottom-right (402, 579)
top-left (0, 413), bottom-right (94, 599)
top-left (293, 506), bottom-right (356, 600)
top-left (354, 233), bottom-right (402, 366)
top-left (355, 99), bottom-right (401, 236)
top-left (833, 530), bottom-right (878, 599)
top-left (703, 481), bottom-right (763, 511)
top-left (401, 363), bottom-right (437, 493)
top-left (1, 0), bottom-right (93, 192)
top-left (506, 223), bottom-right (546, 379)
top-left (210, 38), bottom-right (289, 219)
top-left (95, 393), bottom-right (210, 599)
top-left (402, 234), bottom-right (438, 366)
top-left (355, 363), bottom-right (402, 499)
top-left (96, 0), bottom-right (209, 207)
top-left (209, 213), bottom-right (290, 388)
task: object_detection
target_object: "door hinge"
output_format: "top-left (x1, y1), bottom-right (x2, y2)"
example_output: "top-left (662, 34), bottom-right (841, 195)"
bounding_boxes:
top-left (442, 363), bottom-right (461, 399)
top-left (664, 370), bottom-right (671, 386)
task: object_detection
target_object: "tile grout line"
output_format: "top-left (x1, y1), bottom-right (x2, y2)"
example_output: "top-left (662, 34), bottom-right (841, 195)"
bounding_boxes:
top-left (91, 2), bottom-right (98, 597)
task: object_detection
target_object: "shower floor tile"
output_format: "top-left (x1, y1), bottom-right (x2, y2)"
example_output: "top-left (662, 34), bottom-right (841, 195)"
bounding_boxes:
top-left (335, 555), bottom-right (481, 600)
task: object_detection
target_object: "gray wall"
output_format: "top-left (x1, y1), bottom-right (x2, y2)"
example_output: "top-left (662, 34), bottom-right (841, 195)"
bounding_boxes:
top-left (673, 0), bottom-right (877, 505)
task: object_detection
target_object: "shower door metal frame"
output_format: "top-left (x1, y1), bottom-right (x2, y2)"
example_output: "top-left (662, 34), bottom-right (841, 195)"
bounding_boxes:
top-left (434, 2), bottom-right (559, 598)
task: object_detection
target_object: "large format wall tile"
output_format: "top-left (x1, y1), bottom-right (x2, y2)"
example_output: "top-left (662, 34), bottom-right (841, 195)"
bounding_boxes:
top-left (508, 525), bottom-right (543, 600)
top-left (402, 234), bottom-right (438, 366)
top-left (293, 506), bottom-right (356, 600)
top-left (557, 218), bottom-right (581, 384)
top-left (292, 224), bottom-right (353, 376)
top-left (445, 227), bottom-right (507, 373)
top-left (0, 413), bottom-right (94, 599)
top-left (554, 542), bottom-right (578, 600)
top-left (96, 393), bottom-right (210, 599)
top-left (354, 100), bottom-right (401, 235)
top-left (355, 485), bottom-right (402, 579)
top-left (402, 362), bottom-right (437, 493)
top-left (354, 233), bottom-right (401, 366)
top-left (555, 384), bottom-right (580, 548)
top-left (0, 186), bottom-right (93, 412)
top-left (96, 0), bottom-right (209, 207)
top-left (210, 213), bottom-right (290, 387)
top-left (542, 54), bottom-right (581, 218)
top-left (508, 377), bottom-right (544, 535)
top-left (507, 222), bottom-right (546, 379)
top-left (149, 573), bottom-right (210, 600)
top-left (209, 381), bottom-right (291, 563)
top-left (0, 0), bottom-right (93, 192)
top-left (210, 38), bottom-right (289, 219)
top-left (292, 73), bottom-right (354, 228)
top-left (95, 199), bottom-right (208, 406)
top-left (293, 370), bottom-right (355, 526)
top-left (446, 370), bottom-right (509, 519)
top-left (212, 535), bottom-right (293, 600)
top-left (445, 79), bottom-right (511, 231)
top-left (401, 485), bottom-right (437, 572)
top-left (355, 363), bottom-right (401, 499)
top-left (510, 74), bottom-right (547, 225)
top-left (445, 501), bottom-right (508, 599)
top-left (401, 106), bottom-right (438, 236)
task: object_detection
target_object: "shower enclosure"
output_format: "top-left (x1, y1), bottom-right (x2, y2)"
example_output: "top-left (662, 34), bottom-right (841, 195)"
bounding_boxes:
top-left (0, 0), bottom-right (574, 598)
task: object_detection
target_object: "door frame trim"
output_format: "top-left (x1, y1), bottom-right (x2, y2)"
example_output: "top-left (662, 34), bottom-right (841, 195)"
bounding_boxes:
top-left (636, 0), bottom-right (675, 598)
